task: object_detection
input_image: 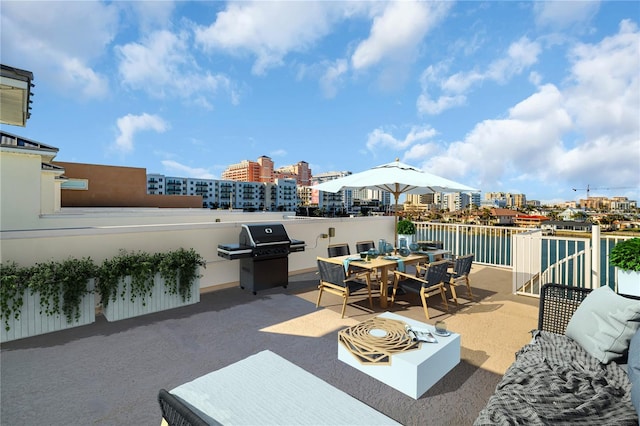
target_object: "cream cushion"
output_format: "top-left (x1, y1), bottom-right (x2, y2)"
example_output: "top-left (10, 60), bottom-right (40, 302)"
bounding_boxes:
top-left (565, 285), bottom-right (640, 363)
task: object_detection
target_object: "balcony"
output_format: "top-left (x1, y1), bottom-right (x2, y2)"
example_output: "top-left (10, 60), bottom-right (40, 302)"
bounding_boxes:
top-left (0, 212), bottom-right (633, 425)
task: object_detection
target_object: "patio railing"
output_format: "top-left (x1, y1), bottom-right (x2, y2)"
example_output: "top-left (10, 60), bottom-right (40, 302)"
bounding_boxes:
top-left (414, 221), bottom-right (634, 297)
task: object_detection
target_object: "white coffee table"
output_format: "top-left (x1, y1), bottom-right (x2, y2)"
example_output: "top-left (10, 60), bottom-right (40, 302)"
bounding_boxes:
top-left (338, 312), bottom-right (461, 399)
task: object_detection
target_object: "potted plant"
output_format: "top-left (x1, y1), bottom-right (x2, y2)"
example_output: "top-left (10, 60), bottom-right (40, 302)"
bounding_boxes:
top-left (0, 258), bottom-right (96, 342)
top-left (609, 237), bottom-right (640, 296)
top-left (397, 219), bottom-right (417, 247)
top-left (96, 248), bottom-right (205, 321)
top-left (158, 248), bottom-right (207, 302)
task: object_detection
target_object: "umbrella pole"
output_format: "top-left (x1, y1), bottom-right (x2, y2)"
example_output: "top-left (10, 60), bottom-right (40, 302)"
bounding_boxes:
top-left (394, 193), bottom-right (399, 253)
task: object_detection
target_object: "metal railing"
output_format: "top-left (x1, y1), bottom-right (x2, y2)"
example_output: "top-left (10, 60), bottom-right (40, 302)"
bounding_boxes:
top-left (414, 221), bottom-right (635, 297)
top-left (517, 237), bottom-right (590, 297)
top-left (414, 222), bottom-right (528, 267)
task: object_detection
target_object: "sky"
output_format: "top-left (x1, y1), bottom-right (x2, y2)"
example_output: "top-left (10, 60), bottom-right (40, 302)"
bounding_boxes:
top-left (1, 1), bottom-right (639, 205)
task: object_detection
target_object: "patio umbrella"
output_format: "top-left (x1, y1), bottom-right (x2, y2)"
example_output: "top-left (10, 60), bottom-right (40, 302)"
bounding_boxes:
top-left (311, 159), bottom-right (478, 247)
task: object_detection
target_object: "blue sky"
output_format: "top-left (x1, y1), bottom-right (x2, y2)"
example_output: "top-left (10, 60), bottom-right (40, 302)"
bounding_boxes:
top-left (1, 1), bottom-right (639, 205)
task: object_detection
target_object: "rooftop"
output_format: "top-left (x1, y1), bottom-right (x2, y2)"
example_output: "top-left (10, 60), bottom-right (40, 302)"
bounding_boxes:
top-left (0, 65), bottom-right (34, 127)
top-left (0, 264), bottom-right (538, 425)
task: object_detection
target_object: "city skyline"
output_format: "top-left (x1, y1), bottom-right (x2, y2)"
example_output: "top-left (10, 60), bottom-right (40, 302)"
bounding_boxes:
top-left (1, 1), bottom-right (638, 205)
top-left (146, 166), bottom-right (636, 209)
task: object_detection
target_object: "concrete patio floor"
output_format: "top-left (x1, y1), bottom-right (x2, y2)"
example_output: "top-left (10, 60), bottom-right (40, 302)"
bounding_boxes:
top-left (1, 263), bottom-right (540, 425)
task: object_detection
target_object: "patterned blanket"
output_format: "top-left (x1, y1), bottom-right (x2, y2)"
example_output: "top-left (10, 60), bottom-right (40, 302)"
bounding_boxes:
top-left (474, 331), bottom-right (638, 425)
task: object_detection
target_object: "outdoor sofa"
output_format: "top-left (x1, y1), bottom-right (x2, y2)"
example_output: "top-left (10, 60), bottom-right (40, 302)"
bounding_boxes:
top-left (475, 283), bottom-right (640, 425)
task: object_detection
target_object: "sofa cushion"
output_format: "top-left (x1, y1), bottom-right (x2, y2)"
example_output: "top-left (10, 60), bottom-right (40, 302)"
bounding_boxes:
top-left (565, 285), bottom-right (640, 363)
top-left (629, 329), bottom-right (640, 416)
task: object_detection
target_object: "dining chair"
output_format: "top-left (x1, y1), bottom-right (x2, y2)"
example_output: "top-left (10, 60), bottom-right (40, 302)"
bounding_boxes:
top-left (355, 240), bottom-right (375, 253)
top-left (327, 243), bottom-right (351, 257)
top-left (429, 241), bottom-right (444, 250)
top-left (316, 258), bottom-right (373, 318)
top-left (447, 253), bottom-right (474, 305)
top-left (355, 240), bottom-right (384, 283)
top-left (390, 260), bottom-right (449, 320)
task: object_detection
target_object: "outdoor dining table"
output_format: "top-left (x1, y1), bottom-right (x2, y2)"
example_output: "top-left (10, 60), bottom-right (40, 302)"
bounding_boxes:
top-left (326, 253), bottom-right (428, 308)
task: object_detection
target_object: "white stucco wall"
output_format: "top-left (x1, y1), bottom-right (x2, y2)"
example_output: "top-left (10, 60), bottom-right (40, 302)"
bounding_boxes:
top-left (0, 150), bottom-right (42, 231)
top-left (0, 214), bottom-right (395, 291)
top-left (0, 145), bottom-right (396, 292)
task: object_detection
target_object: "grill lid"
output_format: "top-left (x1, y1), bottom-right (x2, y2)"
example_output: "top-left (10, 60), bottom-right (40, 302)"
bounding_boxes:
top-left (240, 223), bottom-right (291, 247)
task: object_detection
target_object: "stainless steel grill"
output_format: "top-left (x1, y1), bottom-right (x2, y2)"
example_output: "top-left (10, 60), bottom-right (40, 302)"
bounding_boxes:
top-left (217, 223), bottom-right (305, 294)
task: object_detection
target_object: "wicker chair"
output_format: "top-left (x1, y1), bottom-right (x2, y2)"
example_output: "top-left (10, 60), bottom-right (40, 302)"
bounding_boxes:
top-left (537, 284), bottom-right (593, 334)
top-left (316, 257), bottom-right (373, 318)
top-left (158, 389), bottom-right (211, 426)
top-left (539, 283), bottom-right (640, 334)
top-left (391, 260), bottom-right (450, 320)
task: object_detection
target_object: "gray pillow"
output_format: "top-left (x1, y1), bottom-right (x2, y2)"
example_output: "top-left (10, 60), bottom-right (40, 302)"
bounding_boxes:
top-left (629, 329), bottom-right (640, 416)
top-left (565, 285), bottom-right (640, 363)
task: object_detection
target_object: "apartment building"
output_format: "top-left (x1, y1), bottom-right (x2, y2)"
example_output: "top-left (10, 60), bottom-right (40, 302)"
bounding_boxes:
top-left (406, 191), bottom-right (480, 212)
top-left (220, 159), bottom-right (261, 182)
top-left (485, 192), bottom-right (527, 208)
top-left (579, 196), bottom-right (637, 211)
top-left (310, 171), bottom-right (349, 213)
top-left (146, 173), bottom-right (298, 211)
top-left (220, 156), bottom-right (313, 186)
top-left (274, 161), bottom-right (312, 186)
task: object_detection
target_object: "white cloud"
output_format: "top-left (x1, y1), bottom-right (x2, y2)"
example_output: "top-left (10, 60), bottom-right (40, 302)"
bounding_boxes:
top-left (351, 1), bottom-right (451, 71)
top-left (269, 149), bottom-right (287, 157)
top-left (161, 160), bottom-right (215, 179)
top-left (554, 20), bottom-right (640, 184)
top-left (366, 125), bottom-right (437, 152)
top-left (417, 37), bottom-right (542, 115)
top-left (128, 1), bottom-right (176, 32)
top-left (116, 30), bottom-right (238, 106)
top-left (114, 113), bottom-right (169, 153)
top-left (320, 59), bottom-right (349, 98)
top-left (0, 0), bottom-right (117, 99)
top-left (416, 93), bottom-right (467, 115)
top-left (194, 1), bottom-right (342, 75)
top-left (534, 1), bottom-right (600, 29)
top-left (486, 37), bottom-right (542, 83)
top-left (403, 143), bottom-right (439, 163)
top-left (564, 20), bottom-right (640, 141)
top-left (428, 84), bottom-right (572, 186)
top-left (416, 21), bottom-right (639, 196)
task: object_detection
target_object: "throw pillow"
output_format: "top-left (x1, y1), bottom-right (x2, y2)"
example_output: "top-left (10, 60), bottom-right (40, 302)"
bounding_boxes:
top-left (565, 285), bottom-right (640, 363)
top-left (629, 329), bottom-right (640, 416)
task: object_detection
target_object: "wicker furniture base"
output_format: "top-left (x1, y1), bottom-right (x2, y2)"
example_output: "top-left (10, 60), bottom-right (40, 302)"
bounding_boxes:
top-left (338, 317), bottom-right (419, 365)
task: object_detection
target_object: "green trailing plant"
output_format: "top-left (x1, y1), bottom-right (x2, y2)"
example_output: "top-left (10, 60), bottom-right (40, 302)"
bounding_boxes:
top-left (609, 238), bottom-right (640, 272)
top-left (0, 262), bottom-right (30, 331)
top-left (397, 219), bottom-right (416, 235)
top-left (96, 250), bottom-right (158, 308)
top-left (158, 248), bottom-right (206, 302)
top-left (1, 248), bottom-right (206, 330)
top-left (26, 258), bottom-right (95, 324)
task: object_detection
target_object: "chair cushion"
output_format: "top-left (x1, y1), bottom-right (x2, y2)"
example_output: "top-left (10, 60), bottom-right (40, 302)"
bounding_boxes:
top-left (565, 285), bottom-right (640, 363)
top-left (629, 329), bottom-right (640, 416)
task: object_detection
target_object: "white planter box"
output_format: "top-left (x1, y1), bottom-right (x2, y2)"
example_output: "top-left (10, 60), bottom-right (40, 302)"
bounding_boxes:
top-left (617, 269), bottom-right (640, 297)
top-left (1, 280), bottom-right (96, 343)
top-left (102, 272), bottom-right (200, 322)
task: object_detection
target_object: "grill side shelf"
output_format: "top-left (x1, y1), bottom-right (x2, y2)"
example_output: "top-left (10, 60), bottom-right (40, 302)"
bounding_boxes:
top-left (290, 239), bottom-right (306, 253)
top-left (217, 244), bottom-right (253, 260)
